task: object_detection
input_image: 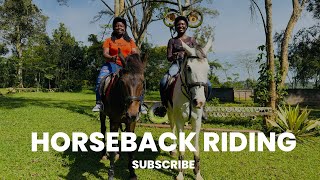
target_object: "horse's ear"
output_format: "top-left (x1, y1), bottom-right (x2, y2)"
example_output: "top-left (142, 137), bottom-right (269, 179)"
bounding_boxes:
top-left (118, 48), bottom-right (126, 67)
top-left (181, 39), bottom-right (196, 56)
top-left (203, 37), bottom-right (213, 55)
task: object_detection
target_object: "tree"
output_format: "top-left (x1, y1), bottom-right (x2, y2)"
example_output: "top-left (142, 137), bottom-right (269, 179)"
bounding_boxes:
top-left (0, 0), bottom-right (47, 87)
top-left (85, 34), bottom-right (105, 88)
top-left (47, 23), bottom-right (87, 91)
top-left (249, 0), bottom-right (308, 111)
top-left (288, 24), bottom-right (320, 88)
top-left (237, 53), bottom-right (260, 81)
top-left (307, 0), bottom-right (320, 19)
top-left (0, 43), bottom-right (8, 55)
top-left (22, 34), bottom-right (50, 88)
top-left (208, 60), bottom-right (221, 87)
top-left (279, 0), bottom-right (308, 88)
top-left (141, 43), bottom-right (170, 91)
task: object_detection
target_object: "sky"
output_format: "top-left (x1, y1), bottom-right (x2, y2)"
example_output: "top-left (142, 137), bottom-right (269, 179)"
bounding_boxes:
top-left (33, 0), bottom-right (317, 81)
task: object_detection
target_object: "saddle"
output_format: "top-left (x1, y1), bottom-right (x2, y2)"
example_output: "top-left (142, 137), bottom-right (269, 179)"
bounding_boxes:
top-left (100, 70), bottom-right (121, 100)
top-left (162, 74), bottom-right (210, 107)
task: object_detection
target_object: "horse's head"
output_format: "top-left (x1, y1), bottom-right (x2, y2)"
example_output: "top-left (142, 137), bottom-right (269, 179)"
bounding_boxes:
top-left (118, 52), bottom-right (147, 121)
top-left (180, 38), bottom-right (212, 108)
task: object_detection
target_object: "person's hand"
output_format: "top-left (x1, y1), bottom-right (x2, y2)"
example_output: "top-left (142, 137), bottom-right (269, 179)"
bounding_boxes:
top-left (112, 56), bottom-right (117, 62)
top-left (173, 52), bottom-right (179, 59)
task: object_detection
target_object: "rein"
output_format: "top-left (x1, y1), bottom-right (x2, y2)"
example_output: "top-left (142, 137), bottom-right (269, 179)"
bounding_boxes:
top-left (178, 56), bottom-right (208, 121)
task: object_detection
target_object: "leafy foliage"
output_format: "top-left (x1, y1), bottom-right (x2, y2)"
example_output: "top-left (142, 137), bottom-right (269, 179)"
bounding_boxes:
top-left (254, 45), bottom-right (287, 106)
top-left (0, 0), bottom-right (48, 87)
top-left (287, 24), bottom-right (320, 88)
top-left (267, 105), bottom-right (320, 141)
top-left (307, 0), bottom-right (320, 20)
top-left (141, 42), bottom-right (170, 91)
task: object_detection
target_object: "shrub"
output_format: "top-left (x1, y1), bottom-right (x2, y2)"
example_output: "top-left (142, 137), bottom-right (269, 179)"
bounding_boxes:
top-left (267, 105), bottom-right (320, 141)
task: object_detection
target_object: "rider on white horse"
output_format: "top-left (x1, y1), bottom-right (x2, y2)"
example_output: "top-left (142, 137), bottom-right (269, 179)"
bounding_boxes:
top-left (159, 16), bottom-right (212, 119)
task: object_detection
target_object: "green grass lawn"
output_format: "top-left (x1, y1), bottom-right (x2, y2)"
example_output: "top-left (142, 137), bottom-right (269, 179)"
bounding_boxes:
top-left (0, 92), bottom-right (319, 179)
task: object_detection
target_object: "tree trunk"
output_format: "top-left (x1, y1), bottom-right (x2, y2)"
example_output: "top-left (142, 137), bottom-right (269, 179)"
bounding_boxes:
top-left (119, 0), bottom-right (125, 15)
top-left (16, 43), bottom-right (24, 88)
top-left (265, 0), bottom-right (276, 111)
top-left (279, 0), bottom-right (307, 89)
top-left (114, 0), bottom-right (119, 17)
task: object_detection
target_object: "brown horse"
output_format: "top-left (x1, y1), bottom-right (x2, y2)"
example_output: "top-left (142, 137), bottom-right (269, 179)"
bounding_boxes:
top-left (100, 52), bottom-right (147, 180)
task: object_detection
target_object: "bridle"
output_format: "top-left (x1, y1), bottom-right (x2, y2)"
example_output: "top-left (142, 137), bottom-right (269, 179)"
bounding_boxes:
top-left (179, 56), bottom-right (208, 121)
top-left (179, 56), bottom-right (208, 98)
top-left (122, 78), bottom-right (145, 118)
top-left (124, 88), bottom-right (144, 106)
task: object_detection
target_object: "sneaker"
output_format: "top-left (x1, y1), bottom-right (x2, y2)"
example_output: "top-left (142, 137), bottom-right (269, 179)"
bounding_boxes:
top-left (92, 103), bottom-right (102, 112)
top-left (140, 104), bottom-right (148, 114)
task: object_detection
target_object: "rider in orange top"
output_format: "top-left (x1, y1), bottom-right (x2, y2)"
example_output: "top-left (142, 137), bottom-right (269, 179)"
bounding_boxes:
top-left (103, 35), bottom-right (137, 66)
top-left (92, 17), bottom-right (138, 112)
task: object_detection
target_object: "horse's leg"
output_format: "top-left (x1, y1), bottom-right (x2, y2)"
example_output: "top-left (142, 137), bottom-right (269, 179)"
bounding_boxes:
top-left (100, 112), bottom-right (107, 160)
top-left (168, 109), bottom-right (177, 156)
top-left (191, 115), bottom-right (203, 180)
top-left (108, 121), bottom-right (120, 180)
top-left (175, 118), bottom-right (185, 180)
top-left (127, 121), bottom-right (137, 180)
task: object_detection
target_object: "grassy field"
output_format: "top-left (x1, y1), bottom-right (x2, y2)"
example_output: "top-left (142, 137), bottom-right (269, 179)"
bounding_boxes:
top-left (0, 91), bottom-right (319, 179)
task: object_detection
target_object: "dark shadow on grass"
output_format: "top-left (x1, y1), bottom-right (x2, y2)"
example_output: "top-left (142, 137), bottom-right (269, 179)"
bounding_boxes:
top-left (108, 137), bottom-right (195, 180)
top-left (57, 137), bottom-right (195, 179)
top-left (57, 141), bottom-right (107, 179)
top-left (0, 95), bottom-right (96, 118)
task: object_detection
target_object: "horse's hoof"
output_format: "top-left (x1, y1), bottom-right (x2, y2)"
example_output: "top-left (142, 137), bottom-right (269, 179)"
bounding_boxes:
top-left (195, 172), bottom-right (203, 180)
top-left (176, 172), bottom-right (184, 180)
top-left (101, 155), bottom-right (108, 161)
top-left (170, 150), bottom-right (177, 157)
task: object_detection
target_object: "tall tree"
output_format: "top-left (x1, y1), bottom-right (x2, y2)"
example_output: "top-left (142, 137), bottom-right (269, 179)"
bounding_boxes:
top-left (48, 23), bottom-right (86, 91)
top-left (250, 0), bottom-right (308, 111)
top-left (279, 0), bottom-right (308, 88)
top-left (0, 0), bottom-right (47, 87)
top-left (288, 24), bottom-right (320, 88)
top-left (264, 0), bottom-right (276, 110)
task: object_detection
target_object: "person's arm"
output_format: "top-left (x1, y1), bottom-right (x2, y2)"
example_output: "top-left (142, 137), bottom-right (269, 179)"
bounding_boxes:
top-left (103, 47), bottom-right (117, 61)
top-left (167, 39), bottom-right (175, 62)
top-left (131, 47), bottom-right (139, 54)
top-left (130, 39), bottom-right (140, 54)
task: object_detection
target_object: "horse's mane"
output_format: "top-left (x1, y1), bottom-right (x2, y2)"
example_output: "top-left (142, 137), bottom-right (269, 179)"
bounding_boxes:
top-left (123, 54), bottom-right (144, 74)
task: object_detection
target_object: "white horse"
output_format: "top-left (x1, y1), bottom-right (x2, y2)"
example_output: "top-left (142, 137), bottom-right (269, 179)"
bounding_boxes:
top-left (167, 39), bottom-right (212, 180)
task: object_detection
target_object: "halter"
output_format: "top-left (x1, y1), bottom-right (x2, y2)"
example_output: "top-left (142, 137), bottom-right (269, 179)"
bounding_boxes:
top-left (122, 81), bottom-right (145, 119)
top-left (125, 88), bottom-right (144, 105)
top-left (179, 56), bottom-right (208, 121)
top-left (180, 56), bottom-right (208, 97)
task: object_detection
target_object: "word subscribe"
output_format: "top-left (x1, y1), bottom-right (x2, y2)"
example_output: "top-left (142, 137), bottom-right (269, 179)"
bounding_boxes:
top-left (32, 132), bottom-right (296, 152)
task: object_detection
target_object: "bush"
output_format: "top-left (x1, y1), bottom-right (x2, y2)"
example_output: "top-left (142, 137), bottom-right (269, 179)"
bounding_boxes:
top-left (267, 105), bottom-right (320, 141)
